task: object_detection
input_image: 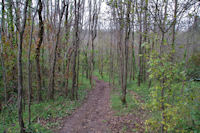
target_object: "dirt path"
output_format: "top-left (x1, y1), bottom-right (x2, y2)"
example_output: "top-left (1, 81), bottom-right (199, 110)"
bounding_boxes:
top-left (58, 77), bottom-right (111, 133)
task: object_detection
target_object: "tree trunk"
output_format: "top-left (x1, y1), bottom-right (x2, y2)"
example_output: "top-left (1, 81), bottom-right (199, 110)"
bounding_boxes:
top-left (27, 1), bottom-right (37, 125)
top-left (161, 78), bottom-right (165, 133)
top-left (122, 1), bottom-right (131, 105)
top-left (130, 1), bottom-right (136, 81)
top-left (36, 0), bottom-right (44, 102)
top-left (1, 0), bottom-right (7, 104)
top-left (137, 0), bottom-right (143, 86)
top-left (16, 0), bottom-right (29, 132)
top-left (142, 0), bottom-right (148, 82)
top-left (65, 48), bottom-right (73, 96)
top-left (8, 0), bottom-right (15, 48)
top-left (64, 1), bottom-right (71, 96)
top-left (109, 29), bottom-right (114, 85)
top-left (72, 0), bottom-right (80, 100)
top-left (18, 34), bottom-right (25, 133)
top-left (49, 1), bottom-right (66, 99)
top-left (172, 0), bottom-right (178, 53)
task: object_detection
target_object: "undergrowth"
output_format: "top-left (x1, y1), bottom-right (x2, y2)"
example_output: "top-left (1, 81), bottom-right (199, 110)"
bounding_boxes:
top-left (0, 75), bottom-right (91, 133)
top-left (94, 68), bottom-right (200, 132)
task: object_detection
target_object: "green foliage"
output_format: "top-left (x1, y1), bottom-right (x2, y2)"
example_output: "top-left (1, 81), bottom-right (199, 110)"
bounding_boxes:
top-left (94, 70), bottom-right (110, 82)
top-left (145, 51), bottom-right (200, 132)
top-left (0, 65), bottom-right (3, 101)
top-left (109, 76), bottom-right (149, 115)
top-left (127, 80), bottom-right (150, 103)
top-left (111, 90), bottom-right (138, 116)
top-left (187, 51), bottom-right (200, 80)
top-left (0, 74), bottom-right (91, 133)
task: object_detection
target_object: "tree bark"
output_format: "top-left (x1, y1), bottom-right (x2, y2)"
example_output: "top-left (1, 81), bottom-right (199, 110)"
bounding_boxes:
top-left (65, 47), bottom-right (74, 96)
top-left (122, 1), bottom-right (131, 105)
top-left (72, 0), bottom-right (80, 100)
top-left (130, 1), bottom-right (136, 81)
top-left (172, 0), bottom-right (178, 53)
top-left (16, 0), bottom-right (29, 132)
top-left (49, 1), bottom-right (66, 99)
top-left (142, 0), bottom-right (148, 82)
top-left (36, 0), bottom-right (44, 102)
top-left (137, 0), bottom-right (143, 86)
top-left (8, 0), bottom-right (15, 48)
top-left (27, 1), bottom-right (38, 125)
top-left (0, 0), bottom-right (7, 105)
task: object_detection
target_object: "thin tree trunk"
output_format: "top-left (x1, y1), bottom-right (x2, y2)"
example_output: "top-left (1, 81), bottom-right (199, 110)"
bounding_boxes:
top-left (142, 0), bottom-right (148, 82)
top-left (18, 31), bottom-right (25, 133)
top-left (86, 0), bottom-right (92, 79)
top-left (8, 0), bottom-right (15, 48)
top-left (122, 1), bottom-right (131, 105)
top-left (72, 0), bottom-right (80, 100)
top-left (76, 49), bottom-right (80, 99)
top-left (49, 1), bottom-right (66, 99)
top-left (65, 47), bottom-right (74, 96)
top-left (130, 1), bottom-right (136, 81)
top-left (0, 0), bottom-right (7, 104)
top-left (63, 0), bottom-right (70, 88)
top-left (161, 78), bottom-right (165, 133)
top-left (16, 0), bottom-right (29, 132)
top-left (64, 1), bottom-right (71, 96)
top-left (160, 0), bottom-right (168, 53)
top-left (137, 0), bottom-right (143, 86)
top-left (172, 0), bottom-right (178, 56)
top-left (27, 2), bottom-right (38, 125)
top-left (36, 0), bottom-right (44, 102)
top-left (109, 29), bottom-right (114, 85)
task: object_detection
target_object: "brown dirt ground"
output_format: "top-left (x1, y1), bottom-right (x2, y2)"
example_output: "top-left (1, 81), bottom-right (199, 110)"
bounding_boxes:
top-left (57, 77), bottom-right (147, 133)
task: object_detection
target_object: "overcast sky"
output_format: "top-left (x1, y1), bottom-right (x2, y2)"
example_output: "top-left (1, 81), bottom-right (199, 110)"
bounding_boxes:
top-left (0, 0), bottom-right (199, 30)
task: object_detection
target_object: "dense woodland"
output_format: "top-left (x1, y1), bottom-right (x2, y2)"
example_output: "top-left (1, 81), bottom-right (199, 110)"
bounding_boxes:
top-left (0, 0), bottom-right (200, 132)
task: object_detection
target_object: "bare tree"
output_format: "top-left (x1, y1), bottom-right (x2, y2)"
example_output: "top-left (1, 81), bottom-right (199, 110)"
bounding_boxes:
top-left (122, 0), bottom-right (131, 104)
top-left (27, 1), bottom-right (38, 125)
top-left (172, 0), bottom-right (178, 51)
top-left (64, 0), bottom-right (72, 96)
top-left (71, 0), bottom-right (81, 100)
top-left (15, 0), bottom-right (29, 132)
top-left (35, 0), bottom-right (44, 102)
top-left (137, 0), bottom-right (143, 86)
top-left (0, 0), bottom-right (7, 104)
top-left (89, 0), bottom-right (101, 86)
top-left (49, 0), bottom-right (66, 99)
top-left (130, 0), bottom-right (136, 81)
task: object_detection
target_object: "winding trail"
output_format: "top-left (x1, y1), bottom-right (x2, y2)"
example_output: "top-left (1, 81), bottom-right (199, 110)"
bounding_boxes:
top-left (58, 77), bottom-right (112, 133)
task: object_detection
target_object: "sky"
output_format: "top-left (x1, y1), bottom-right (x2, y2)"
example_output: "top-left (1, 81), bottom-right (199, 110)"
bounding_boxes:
top-left (0, 0), bottom-right (199, 30)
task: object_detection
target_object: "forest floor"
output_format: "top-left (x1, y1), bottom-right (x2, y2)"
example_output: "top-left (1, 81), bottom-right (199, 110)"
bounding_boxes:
top-left (57, 77), bottom-right (147, 133)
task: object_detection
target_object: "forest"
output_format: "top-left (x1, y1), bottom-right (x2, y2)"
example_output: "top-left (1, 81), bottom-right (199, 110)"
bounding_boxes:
top-left (0, 0), bottom-right (200, 132)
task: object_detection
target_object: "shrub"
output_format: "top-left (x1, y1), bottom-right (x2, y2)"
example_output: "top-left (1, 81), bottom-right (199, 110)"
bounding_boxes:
top-left (187, 51), bottom-right (200, 81)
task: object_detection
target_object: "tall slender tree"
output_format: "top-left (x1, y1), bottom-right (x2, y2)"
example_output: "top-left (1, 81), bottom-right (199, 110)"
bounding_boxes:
top-left (36, 0), bottom-right (44, 102)
top-left (137, 0), bottom-right (143, 86)
top-left (15, 0), bottom-right (29, 132)
top-left (27, 1), bottom-right (38, 125)
top-left (72, 0), bottom-right (81, 100)
top-left (0, 0), bottom-right (7, 104)
top-left (49, 0), bottom-right (66, 99)
top-left (122, 0), bottom-right (131, 104)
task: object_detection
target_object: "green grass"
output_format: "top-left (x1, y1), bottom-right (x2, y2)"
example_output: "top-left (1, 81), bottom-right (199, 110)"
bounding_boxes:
top-left (0, 74), bottom-right (91, 133)
top-left (111, 90), bottom-right (138, 115)
top-left (110, 80), bottom-right (150, 116)
top-left (93, 70), bottom-right (110, 82)
top-left (127, 80), bottom-right (150, 102)
top-left (93, 69), bottom-right (149, 114)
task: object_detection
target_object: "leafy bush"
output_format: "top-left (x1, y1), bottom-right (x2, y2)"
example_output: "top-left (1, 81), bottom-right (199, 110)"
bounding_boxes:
top-left (187, 51), bottom-right (200, 81)
top-left (146, 51), bottom-right (200, 132)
